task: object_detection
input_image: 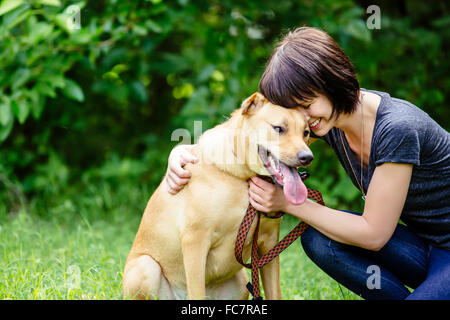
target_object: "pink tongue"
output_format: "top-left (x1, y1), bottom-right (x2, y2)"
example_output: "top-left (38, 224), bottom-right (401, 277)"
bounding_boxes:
top-left (280, 164), bottom-right (307, 205)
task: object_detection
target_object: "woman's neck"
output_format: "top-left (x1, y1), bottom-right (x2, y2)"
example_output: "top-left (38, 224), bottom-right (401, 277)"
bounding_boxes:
top-left (335, 90), bottom-right (381, 164)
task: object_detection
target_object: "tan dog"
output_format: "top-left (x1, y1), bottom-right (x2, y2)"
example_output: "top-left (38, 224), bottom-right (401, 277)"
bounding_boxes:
top-left (122, 92), bottom-right (313, 300)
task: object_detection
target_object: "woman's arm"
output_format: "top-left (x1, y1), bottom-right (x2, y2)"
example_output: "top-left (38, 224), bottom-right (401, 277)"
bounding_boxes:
top-left (249, 163), bottom-right (413, 251)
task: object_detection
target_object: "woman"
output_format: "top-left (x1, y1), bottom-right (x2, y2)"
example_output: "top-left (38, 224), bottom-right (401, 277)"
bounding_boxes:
top-left (164, 27), bottom-right (450, 300)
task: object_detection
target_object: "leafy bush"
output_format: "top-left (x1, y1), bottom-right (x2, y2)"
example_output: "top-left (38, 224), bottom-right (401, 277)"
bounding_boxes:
top-left (0, 0), bottom-right (448, 217)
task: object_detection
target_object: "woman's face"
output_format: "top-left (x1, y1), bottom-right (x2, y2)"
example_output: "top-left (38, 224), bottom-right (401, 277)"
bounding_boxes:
top-left (295, 94), bottom-right (336, 136)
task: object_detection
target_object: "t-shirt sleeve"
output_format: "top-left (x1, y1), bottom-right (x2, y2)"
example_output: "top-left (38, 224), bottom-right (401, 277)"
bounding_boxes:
top-left (374, 118), bottom-right (421, 166)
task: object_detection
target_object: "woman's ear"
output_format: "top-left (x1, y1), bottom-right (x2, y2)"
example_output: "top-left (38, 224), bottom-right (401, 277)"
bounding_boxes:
top-left (240, 92), bottom-right (266, 115)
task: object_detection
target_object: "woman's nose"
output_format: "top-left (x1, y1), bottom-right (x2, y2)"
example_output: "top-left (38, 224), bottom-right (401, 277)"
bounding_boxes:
top-left (300, 109), bottom-right (310, 121)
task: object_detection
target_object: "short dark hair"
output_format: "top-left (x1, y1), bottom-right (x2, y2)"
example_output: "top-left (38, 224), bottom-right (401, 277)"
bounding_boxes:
top-left (258, 27), bottom-right (360, 119)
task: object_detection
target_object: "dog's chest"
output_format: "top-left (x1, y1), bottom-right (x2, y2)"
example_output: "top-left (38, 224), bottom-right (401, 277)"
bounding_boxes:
top-left (204, 206), bottom-right (258, 283)
top-left (184, 169), bottom-right (260, 283)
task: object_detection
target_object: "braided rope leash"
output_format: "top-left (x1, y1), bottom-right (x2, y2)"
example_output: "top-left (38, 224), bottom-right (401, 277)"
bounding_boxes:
top-left (234, 172), bottom-right (325, 300)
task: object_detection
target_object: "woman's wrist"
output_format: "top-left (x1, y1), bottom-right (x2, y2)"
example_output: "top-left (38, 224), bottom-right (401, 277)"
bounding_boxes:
top-left (283, 199), bottom-right (308, 218)
top-left (283, 199), bottom-right (311, 219)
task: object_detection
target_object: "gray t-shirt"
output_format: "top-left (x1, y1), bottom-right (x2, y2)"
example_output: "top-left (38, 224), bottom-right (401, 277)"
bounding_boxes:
top-left (315, 89), bottom-right (450, 250)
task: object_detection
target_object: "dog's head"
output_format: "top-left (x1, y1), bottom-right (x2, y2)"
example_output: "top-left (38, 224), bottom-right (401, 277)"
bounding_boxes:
top-left (235, 92), bottom-right (313, 205)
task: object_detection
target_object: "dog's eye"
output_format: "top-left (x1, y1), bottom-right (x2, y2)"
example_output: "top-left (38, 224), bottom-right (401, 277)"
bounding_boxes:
top-left (304, 130), bottom-right (310, 137)
top-left (272, 126), bottom-right (285, 134)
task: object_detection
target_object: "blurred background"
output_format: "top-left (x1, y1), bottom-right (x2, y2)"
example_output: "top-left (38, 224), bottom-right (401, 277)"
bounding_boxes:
top-left (0, 0), bottom-right (449, 219)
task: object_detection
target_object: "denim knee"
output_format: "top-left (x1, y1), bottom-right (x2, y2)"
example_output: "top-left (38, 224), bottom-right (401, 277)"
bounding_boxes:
top-left (301, 226), bottom-right (333, 266)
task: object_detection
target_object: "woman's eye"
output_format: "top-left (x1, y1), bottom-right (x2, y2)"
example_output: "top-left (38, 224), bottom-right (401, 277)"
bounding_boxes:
top-left (303, 104), bottom-right (311, 109)
top-left (272, 126), bottom-right (285, 134)
top-left (304, 130), bottom-right (310, 137)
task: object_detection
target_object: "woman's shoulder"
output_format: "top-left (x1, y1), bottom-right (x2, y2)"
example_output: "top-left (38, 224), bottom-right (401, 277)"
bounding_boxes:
top-left (369, 89), bottom-right (426, 121)
top-left (368, 89), bottom-right (450, 166)
top-left (370, 89), bottom-right (446, 137)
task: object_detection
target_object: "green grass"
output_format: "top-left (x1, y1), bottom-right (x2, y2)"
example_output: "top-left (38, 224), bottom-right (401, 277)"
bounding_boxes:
top-left (0, 210), bottom-right (137, 299)
top-left (0, 185), bottom-right (360, 300)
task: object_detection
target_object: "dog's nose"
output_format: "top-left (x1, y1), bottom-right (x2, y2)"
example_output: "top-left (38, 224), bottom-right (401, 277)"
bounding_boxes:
top-left (297, 151), bottom-right (314, 166)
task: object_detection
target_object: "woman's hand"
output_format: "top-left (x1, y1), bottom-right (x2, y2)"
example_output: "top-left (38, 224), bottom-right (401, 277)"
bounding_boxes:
top-left (248, 176), bottom-right (290, 213)
top-left (164, 144), bottom-right (199, 195)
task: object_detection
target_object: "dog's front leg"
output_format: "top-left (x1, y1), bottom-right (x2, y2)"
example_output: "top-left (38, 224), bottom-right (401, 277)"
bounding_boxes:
top-left (260, 256), bottom-right (281, 300)
top-left (181, 231), bottom-right (210, 300)
top-left (258, 219), bottom-right (282, 300)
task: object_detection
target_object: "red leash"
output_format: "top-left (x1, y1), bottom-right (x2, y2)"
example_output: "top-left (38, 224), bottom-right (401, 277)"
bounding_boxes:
top-left (234, 173), bottom-right (325, 300)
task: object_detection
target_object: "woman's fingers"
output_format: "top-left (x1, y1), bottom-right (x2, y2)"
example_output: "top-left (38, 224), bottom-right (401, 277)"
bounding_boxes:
top-left (171, 163), bottom-right (192, 179)
top-left (166, 174), bottom-right (190, 194)
top-left (166, 170), bottom-right (190, 188)
top-left (248, 191), bottom-right (268, 213)
top-left (180, 152), bottom-right (199, 167)
top-left (248, 187), bottom-right (267, 207)
top-left (249, 178), bottom-right (275, 202)
top-left (250, 176), bottom-right (273, 189)
top-left (165, 144), bottom-right (199, 194)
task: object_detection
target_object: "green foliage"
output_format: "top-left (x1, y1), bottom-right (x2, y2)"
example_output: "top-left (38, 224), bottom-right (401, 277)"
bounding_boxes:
top-left (0, 0), bottom-right (448, 218)
top-left (0, 1), bottom-right (447, 300)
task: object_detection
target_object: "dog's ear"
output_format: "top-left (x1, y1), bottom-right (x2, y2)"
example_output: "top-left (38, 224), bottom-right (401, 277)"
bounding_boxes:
top-left (240, 92), bottom-right (266, 115)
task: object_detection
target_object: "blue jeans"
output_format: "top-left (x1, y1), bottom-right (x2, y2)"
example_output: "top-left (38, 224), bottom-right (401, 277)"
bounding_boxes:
top-left (300, 211), bottom-right (450, 300)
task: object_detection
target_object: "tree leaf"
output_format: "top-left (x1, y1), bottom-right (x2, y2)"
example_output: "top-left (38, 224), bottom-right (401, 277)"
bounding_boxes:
top-left (34, 0), bottom-right (61, 6)
top-left (129, 80), bottom-right (148, 102)
top-left (0, 0), bottom-right (24, 16)
top-left (345, 19), bottom-right (372, 43)
top-left (27, 88), bottom-right (46, 119)
top-left (34, 81), bottom-right (56, 98)
top-left (145, 20), bottom-right (163, 33)
top-left (0, 2), bottom-right (30, 36)
top-left (0, 115), bottom-right (13, 142)
top-left (0, 98), bottom-right (12, 126)
top-left (11, 99), bottom-right (29, 124)
top-left (11, 68), bottom-right (31, 90)
top-left (62, 79), bottom-right (84, 102)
